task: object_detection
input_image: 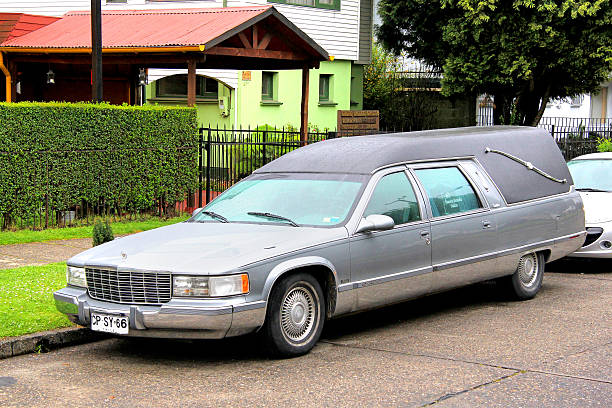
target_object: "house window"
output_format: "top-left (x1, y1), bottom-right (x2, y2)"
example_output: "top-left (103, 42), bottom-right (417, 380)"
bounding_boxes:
top-left (319, 74), bottom-right (331, 102)
top-left (268, 0), bottom-right (340, 11)
top-left (262, 72), bottom-right (275, 100)
top-left (156, 75), bottom-right (218, 99)
top-left (570, 94), bottom-right (584, 107)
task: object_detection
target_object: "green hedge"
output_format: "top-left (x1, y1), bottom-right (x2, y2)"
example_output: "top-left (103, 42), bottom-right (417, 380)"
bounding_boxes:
top-left (0, 102), bottom-right (198, 228)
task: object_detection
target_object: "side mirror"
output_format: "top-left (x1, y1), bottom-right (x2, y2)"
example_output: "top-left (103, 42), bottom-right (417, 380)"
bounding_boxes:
top-left (355, 214), bottom-right (395, 234)
top-left (192, 208), bottom-right (203, 217)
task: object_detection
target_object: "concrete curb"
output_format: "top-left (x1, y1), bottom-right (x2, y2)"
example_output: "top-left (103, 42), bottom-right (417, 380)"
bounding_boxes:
top-left (0, 327), bottom-right (108, 359)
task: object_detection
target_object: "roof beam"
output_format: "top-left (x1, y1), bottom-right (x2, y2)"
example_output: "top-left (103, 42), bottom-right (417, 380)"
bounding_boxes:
top-left (205, 46), bottom-right (305, 61)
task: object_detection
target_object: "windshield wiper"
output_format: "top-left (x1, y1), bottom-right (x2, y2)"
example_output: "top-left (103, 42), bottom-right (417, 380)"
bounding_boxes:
top-left (199, 211), bottom-right (229, 223)
top-left (247, 212), bottom-right (300, 227)
top-left (576, 188), bottom-right (609, 193)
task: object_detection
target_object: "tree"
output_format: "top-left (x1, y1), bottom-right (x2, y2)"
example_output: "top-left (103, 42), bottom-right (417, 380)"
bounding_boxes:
top-left (364, 43), bottom-right (439, 130)
top-left (377, 0), bottom-right (612, 126)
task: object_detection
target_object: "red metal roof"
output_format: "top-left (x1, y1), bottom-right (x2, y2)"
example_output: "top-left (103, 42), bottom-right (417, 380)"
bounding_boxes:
top-left (0, 7), bottom-right (272, 49)
top-left (0, 13), bottom-right (59, 44)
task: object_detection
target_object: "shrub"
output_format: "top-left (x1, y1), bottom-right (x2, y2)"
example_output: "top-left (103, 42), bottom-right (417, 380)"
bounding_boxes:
top-left (597, 138), bottom-right (612, 152)
top-left (92, 220), bottom-right (114, 246)
top-left (0, 102), bottom-right (198, 229)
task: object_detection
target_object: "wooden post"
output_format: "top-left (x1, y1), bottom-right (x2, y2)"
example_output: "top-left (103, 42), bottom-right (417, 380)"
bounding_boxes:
top-left (300, 66), bottom-right (309, 145)
top-left (187, 59), bottom-right (196, 107)
top-left (91, 0), bottom-right (103, 102)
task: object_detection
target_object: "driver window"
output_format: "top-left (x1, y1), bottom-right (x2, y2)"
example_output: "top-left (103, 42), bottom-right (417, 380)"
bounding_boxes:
top-left (363, 172), bottom-right (421, 225)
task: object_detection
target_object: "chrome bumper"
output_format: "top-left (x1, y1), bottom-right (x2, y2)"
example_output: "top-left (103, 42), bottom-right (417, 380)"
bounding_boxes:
top-left (567, 223), bottom-right (612, 259)
top-left (54, 287), bottom-right (266, 339)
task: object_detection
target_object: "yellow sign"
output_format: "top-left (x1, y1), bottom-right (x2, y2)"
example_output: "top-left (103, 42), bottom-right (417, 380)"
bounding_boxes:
top-left (242, 71), bottom-right (252, 81)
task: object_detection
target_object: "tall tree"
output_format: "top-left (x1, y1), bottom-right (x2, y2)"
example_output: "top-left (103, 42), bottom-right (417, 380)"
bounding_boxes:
top-left (377, 0), bottom-right (612, 126)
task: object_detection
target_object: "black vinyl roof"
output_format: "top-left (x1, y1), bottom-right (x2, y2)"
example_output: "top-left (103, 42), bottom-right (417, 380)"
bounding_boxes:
top-left (255, 126), bottom-right (573, 204)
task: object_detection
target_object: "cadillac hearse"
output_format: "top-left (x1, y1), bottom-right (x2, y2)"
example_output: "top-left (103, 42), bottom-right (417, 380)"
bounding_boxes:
top-left (54, 126), bottom-right (586, 356)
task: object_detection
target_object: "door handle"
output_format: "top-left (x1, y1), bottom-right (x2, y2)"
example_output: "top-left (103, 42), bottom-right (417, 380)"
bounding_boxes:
top-left (420, 230), bottom-right (431, 245)
top-left (482, 220), bottom-right (492, 229)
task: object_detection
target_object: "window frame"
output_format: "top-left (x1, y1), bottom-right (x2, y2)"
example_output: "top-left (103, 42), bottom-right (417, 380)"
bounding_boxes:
top-left (356, 167), bottom-right (427, 230)
top-left (261, 71), bottom-right (275, 101)
top-left (319, 74), bottom-right (331, 102)
top-left (155, 74), bottom-right (219, 100)
top-left (409, 162), bottom-right (489, 220)
top-left (268, 0), bottom-right (341, 11)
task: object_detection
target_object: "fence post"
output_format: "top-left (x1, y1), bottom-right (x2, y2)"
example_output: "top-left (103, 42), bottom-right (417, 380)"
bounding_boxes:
top-left (262, 129), bottom-right (267, 164)
top-left (206, 128), bottom-right (211, 204)
top-left (198, 128), bottom-right (203, 209)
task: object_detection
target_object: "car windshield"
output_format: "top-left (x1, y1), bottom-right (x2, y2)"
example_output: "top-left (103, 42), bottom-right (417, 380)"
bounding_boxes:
top-left (567, 159), bottom-right (612, 192)
top-left (190, 173), bottom-right (366, 227)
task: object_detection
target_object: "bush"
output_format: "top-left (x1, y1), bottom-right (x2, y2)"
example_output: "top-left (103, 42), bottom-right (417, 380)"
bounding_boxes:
top-left (0, 102), bottom-right (198, 229)
top-left (92, 220), bottom-right (114, 246)
top-left (597, 138), bottom-right (612, 152)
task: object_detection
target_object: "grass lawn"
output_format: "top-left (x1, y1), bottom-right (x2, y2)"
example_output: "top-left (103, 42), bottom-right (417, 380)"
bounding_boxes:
top-left (0, 216), bottom-right (189, 246)
top-left (0, 262), bottom-right (73, 338)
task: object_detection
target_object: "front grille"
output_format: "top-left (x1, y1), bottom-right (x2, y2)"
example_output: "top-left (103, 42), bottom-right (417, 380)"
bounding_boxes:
top-left (583, 227), bottom-right (604, 247)
top-left (86, 267), bottom-right (171, 305)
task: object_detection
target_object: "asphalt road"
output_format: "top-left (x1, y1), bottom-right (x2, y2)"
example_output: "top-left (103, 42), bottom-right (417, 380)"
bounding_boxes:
top-left (1, 259), bottom-right (610, 407)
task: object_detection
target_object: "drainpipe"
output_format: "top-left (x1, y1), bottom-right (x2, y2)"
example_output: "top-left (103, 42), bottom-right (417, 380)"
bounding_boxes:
top-left (0, 52), bottom-right (12, 103)
top-left (234, 86), bottom-right (238, 129)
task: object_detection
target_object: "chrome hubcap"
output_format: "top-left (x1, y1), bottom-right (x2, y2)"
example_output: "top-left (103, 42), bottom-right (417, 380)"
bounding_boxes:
top-left (518, 253), bottom-right (539, 288)
top-left (281, 286), bottom-right (315, 343)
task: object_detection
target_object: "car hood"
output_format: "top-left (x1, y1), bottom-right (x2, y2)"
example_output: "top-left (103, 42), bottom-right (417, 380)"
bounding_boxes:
top-left (579, 192), bottom-right (612, 224)
top-left (68, 222), bottom-right (348, 274)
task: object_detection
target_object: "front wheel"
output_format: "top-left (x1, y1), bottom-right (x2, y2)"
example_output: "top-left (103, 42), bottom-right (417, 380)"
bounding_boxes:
top-left (505, 252), bottom-right (545, 300)
top-left (261, 273), bottom-right (325, 357)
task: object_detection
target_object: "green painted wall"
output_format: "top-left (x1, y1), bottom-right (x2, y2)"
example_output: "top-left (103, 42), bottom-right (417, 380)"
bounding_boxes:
top-left (146, 60), bottom-right (364, 131)
top-left (146, 78), bottom-right (235, 128)
top-left (350, 64), bottom-right (364, 111)
top-left (237, 60), bottom-right (354, 131)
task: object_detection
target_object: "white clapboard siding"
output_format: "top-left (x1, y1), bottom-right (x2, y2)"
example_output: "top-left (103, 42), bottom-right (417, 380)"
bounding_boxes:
top-left (227, 0), bottom-right (360, 60)
top-left (148, 68), bottom-right (239, 90)
top-left (0, 0), bottom-right (365, 60)
top-left (0, 0), bottom-right (222, 17)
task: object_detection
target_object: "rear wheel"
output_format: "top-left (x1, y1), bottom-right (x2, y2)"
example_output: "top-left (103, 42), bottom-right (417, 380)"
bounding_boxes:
top-left (261, 273), bottom-right (325, 357)
top-left (505, 252), bottom-right (545, 300)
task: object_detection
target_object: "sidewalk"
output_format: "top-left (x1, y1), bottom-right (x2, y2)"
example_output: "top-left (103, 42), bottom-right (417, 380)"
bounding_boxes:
top-left (0, 238), bottom-right (92, 269)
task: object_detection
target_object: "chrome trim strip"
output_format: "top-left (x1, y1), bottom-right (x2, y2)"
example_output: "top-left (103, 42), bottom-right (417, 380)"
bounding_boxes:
top-left (233, 301), bottom-right (266, 313)
top-left (339, 232), bottom-right (586, 291)
top-left (159, 307), bottom-right (232, 316)
top-left (338, 266), bottom-right (431, 292)
top-left (485, 147), bottom-right (567, 184)
top-left (433, 231), bottom-right (586, 272)
top-left (371, 156), bottom-right (476, 174)
top-left (54, 292), bottom-right (78, 305)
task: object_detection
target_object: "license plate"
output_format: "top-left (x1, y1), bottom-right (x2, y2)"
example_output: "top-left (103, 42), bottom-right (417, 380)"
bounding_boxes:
top-left (91, 312), bottom-right (129, 334)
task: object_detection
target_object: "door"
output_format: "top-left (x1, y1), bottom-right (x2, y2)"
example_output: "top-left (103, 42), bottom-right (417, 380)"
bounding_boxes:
top-left (412, 164), bottom-right (499, 292)
top-left (349, 169), bottom-right (432, 310)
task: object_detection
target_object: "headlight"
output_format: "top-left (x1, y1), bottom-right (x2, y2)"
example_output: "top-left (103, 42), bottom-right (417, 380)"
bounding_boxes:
top-left (67, 266), bottom-right (87, 287)
top-left (173, 274), bottom-right (249, 297)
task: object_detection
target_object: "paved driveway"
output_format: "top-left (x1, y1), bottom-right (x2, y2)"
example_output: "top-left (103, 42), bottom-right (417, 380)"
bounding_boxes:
top-left (0, 260), bottom-right (610, 407)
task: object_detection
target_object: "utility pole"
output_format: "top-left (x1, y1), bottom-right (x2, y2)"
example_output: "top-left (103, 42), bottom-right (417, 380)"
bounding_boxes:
top-left (91, 0), bottom-right (103, 102)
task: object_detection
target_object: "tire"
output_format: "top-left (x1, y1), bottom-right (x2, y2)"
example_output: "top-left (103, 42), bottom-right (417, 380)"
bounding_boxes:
top-left (260, 273), bottom-right (325, 358)
top-left (505, 252), bottom-right (545, 300)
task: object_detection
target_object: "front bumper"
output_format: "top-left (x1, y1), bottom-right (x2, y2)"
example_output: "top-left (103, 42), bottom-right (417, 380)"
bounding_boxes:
top-left (568, 222), bottom-right (612, 258)
top-left (54, 287), bottom-right (266, 339)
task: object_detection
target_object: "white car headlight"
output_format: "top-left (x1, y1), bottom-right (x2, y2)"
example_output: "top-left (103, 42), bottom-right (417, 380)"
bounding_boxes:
top-left (67, 266), bottom-right (87, 287)
top-left (173, 274), bottom-right (249, 297)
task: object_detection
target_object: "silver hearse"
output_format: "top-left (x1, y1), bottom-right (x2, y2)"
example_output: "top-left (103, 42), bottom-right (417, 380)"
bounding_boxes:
top-left (54, 126), bottom-right (585, 356)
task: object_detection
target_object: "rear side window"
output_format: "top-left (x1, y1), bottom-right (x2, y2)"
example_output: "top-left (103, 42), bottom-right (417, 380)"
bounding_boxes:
top-left (363, 172), bottom-right (421, 225)
top-left (414, 167), bottom-right (482, 217)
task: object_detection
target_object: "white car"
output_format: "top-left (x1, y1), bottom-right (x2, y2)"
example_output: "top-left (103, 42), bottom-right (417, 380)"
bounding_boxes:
top-left (567, 152), bottom-right (612, 258)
